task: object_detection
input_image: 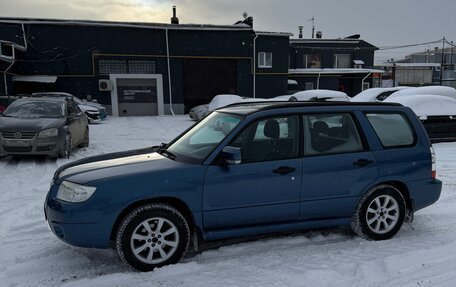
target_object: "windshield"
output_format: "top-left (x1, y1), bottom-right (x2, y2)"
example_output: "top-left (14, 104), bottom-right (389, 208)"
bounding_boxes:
top-left (3, 100), bottom-right (65, 118)
top-left (167, 112), bottom-right (242, 163)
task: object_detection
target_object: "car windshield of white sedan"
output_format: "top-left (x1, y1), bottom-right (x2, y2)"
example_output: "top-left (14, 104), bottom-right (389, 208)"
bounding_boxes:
top-left (168, 112), bottom-right (242, 161)
top-left (3, 101), bottom-right (65, 118)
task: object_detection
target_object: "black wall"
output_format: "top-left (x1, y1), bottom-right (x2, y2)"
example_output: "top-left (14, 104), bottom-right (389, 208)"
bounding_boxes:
top-left (0, 20), bottom-right (290, 111)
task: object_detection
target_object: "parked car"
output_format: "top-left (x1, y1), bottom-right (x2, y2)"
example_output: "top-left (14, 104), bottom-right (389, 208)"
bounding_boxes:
top-left (189, 94), bottom-right (242, 120)
top-left (385, 94), bottom-right (456, 142)
top-left (45, 101), bottom-right (441, 271)
top-left (291, 89), bottom-right (350, 101)
top-left (387, 86), bottom-right (456, 101)
top-left (0, 97), bottom-right (89, 158)
top-left (351, 87), bottom-right (409, 102)
top-left (32, 92), bottom-right (107, 123)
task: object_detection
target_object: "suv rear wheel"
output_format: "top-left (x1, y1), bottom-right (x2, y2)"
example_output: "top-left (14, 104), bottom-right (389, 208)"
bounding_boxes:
top-left (351, 184), bottom-right (406, 240)
top-left (116, 204), bottom-right (190, 272)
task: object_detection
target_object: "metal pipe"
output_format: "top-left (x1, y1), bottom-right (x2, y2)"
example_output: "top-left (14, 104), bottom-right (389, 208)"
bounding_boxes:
top-left (3, 60), bottom-right (15, 95)
top-left (361, 71), bottom-right (372, 91)
top-left (316, 72), bottom-right (321, 89)
top-left (440, 37), bottom-right (445, 86)
top-left (253, 33), bottom-right (258, 98)
top-left (165, 28), bottom-right (175, 115)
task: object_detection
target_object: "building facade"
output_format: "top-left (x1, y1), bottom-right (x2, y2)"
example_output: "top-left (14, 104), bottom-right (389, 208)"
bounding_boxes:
top-left (288, 37), bottom-right (382, 97)
top-left (0, 18), bottom-right (291, 115)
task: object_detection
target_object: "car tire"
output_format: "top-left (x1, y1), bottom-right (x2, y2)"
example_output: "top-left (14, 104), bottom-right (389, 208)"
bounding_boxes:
top-left (351, 184), bottom-right (406, 240)
top-left (59, 134), bottom-right (72, 159)
top-left (78, 128), bottom-right (89, 148)
top-left (116, 204), bottom-right (191, 272)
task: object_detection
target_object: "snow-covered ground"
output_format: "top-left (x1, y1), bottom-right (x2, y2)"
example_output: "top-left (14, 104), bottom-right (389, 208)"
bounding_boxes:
top-left (1, 116), bottom-right (456, 287)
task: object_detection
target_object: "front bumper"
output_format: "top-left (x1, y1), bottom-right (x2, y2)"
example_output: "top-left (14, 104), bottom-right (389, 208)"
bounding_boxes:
top-left (44, 184), bottom-right (119, 248)
top-left (0, 135), bottom-right (62, 156)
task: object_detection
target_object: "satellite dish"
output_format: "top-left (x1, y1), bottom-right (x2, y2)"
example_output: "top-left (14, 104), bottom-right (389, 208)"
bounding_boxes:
top-left (243, 12), bottom-right (248, 19)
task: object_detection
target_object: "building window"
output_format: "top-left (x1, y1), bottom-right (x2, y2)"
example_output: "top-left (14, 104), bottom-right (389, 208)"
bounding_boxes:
top-left (305, 82), bottom-right (314, 90)
top-left (99, 60), bottom-right (127, 74)
top-left (304, 54), bottom-right (321, 68)
top-left (258, 52), bottom-right (272, 68)
top-left (128, 60), bottom-right (156, 74)
top-left (334, 54), bottom-right (351, 68)
top-left (98, 59), bottom-right (156, 75)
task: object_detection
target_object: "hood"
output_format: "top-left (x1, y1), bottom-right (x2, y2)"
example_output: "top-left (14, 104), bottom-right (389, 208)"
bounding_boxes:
top-left (82, 102), bottom-right (105, 109)
top-left (78, 104), bottom-right (99, 112)
top-left (0, 116), bottom-right (65, 132)
top-left (55, 147), bottom-right (184, 184)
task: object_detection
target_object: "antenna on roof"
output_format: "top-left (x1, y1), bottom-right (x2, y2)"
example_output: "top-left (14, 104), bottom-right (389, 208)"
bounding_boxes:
top-left (308, 16), bottom-right (315, 38)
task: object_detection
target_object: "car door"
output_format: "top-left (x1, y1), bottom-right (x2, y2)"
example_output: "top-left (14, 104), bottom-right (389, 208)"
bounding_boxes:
top-left (300, 112), bottom-right (378, 220)
top-left (203, 115), bottom-right (302, 229)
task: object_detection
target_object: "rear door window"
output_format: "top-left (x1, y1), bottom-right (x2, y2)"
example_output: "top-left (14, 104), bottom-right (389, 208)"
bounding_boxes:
top-left (303, 113), bottom-right (364, 156)
top-left (366, 113), bottom-right (416, 148)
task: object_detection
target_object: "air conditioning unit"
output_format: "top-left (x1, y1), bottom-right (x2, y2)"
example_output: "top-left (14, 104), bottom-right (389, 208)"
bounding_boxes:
top-left (98, 79), bottom-right (112, 91)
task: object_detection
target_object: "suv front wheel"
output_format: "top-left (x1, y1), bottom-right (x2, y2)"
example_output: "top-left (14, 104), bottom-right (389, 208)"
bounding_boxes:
top-left (351, 185), bottom-right (406, 240)
top-left (116, 204), bottom-right (190, 271)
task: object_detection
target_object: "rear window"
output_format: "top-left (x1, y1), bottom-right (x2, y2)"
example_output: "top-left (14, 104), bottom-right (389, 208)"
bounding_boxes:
top-left (366, 113), bottom-right (416, 148)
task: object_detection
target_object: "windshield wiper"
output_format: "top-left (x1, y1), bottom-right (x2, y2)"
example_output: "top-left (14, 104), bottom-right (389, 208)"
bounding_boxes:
top-left (157, 143), bottom-right (176, 160)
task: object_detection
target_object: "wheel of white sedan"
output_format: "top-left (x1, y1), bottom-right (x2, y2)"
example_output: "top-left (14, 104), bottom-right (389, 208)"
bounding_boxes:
top-left (351, 184), bottom-right (406, 240)
top-left (116, 204), bottom-right (190, 272)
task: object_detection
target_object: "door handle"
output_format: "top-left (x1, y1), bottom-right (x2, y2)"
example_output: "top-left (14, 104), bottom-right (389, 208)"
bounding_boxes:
top-left (353, 159), bottom-right (374, 167)
top-left (273, 166), bottom-right (296, 175)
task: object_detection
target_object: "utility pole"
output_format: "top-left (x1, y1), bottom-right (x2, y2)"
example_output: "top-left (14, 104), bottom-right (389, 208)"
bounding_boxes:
top-left (451, 41), bottom-right (454, 70)
top-left (440, 37), bottom-right (445, 85)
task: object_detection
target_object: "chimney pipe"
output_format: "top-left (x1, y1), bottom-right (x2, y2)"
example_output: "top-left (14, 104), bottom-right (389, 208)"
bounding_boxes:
top-left (316, 31), bottom-right (322, 39)
top-left (171, 6), bottom-right (179, 24)
top-left (298, 26), bottom-right (303, 39)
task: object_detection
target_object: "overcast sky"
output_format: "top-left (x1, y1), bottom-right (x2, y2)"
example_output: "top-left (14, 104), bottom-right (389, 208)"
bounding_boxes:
top-left (1, 0), bottom-right (455, 63)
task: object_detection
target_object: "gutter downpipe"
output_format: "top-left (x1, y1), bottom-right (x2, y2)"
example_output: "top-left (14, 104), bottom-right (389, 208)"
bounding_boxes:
top-left (3, 60), bottom-right (15, 95)
top-left (165, 28), bottom-right (175, 115)
top-left (361, 71), bottom-right (372, 92)
top-left (253, 32), bottom-right (258, 98)
top-left (316, 72), bottom-right (321, 89)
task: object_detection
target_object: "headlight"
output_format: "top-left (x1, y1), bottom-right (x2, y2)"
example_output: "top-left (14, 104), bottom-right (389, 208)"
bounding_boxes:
top-left (38, 128), bottom-right (58, 138)
top-left (57, 181), bottom-right (97, 203)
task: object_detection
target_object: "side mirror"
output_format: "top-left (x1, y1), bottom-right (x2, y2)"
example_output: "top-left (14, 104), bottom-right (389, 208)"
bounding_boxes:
top-left (220, 146), bottom-right (242, 165)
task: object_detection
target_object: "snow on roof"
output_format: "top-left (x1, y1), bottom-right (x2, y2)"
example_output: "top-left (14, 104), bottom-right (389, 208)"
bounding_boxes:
top-left (292, 89), bottom-right (350, 101)
top-left (289, 68), bottom-right (385, 74)
top-left (0, 17), bottom-right (290, 35)
top-left (208, 94), bottom-right (243, 111)
top-left (288, 79), bottom-right (298, 85)
top-left (378, 63), bottom-right (441, 67)
top-left (351, 87), bottom-right (410, 102)
top-left (388, 86), bottom-right (456, 101)
top-left (13, 76), bottom-right (57, 83)
top-left (384, 94), bottom-right (456, 116)
top-left (353, 60), bottom-right (365, 65)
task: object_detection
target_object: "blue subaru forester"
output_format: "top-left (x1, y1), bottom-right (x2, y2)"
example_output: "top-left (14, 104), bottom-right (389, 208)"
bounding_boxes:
top-left (45, 101), bottom-right (442, 271)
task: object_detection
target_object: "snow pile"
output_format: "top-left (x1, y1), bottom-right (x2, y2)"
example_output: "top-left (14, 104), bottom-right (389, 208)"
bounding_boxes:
top-left (351, 87), bottom-right (409, 102)
top-left (292, 89), bottom-right (350, 101)
top-left (208, 94), bottom-right (242, 111)
top-left (1, 116), bottom-right (456, 286)
top-left (385, 94), bottom-right (456, 116)
top-left (388, 86), bottom-right (456, 101)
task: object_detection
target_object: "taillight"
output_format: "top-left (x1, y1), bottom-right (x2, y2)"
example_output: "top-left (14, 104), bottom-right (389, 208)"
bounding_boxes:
top-left (430, 146), bottom-right (436, 179)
